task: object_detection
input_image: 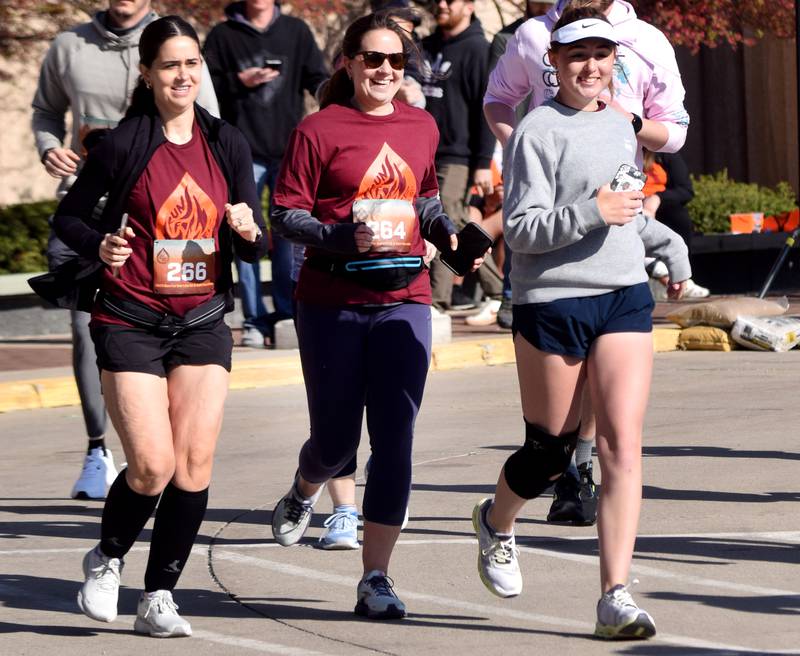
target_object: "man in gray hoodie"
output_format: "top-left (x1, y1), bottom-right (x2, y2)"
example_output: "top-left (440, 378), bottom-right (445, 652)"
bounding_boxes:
top-left (31, 0), bottom-right (219, 501)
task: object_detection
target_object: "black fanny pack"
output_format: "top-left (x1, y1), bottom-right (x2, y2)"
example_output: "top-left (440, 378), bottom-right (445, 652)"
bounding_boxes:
top-left (99, 292), bottom-right (227, 337)
top-left (305, 256), bottom-right (424, 292)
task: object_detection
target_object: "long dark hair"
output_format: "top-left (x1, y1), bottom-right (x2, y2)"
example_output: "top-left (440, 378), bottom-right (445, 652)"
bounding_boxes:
top-left (125, 15), bottom-right (201, 119)
top-left (319, 12), bottom-right (421, 110)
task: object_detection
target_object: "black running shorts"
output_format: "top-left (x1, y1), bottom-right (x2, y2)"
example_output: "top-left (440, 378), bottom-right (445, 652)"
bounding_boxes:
top-left (90, 318), bottom-right (233, 377)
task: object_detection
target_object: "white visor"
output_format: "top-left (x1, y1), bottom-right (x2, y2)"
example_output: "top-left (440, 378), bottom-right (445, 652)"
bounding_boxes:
top-left (551, 18), bottom-right (618, 46)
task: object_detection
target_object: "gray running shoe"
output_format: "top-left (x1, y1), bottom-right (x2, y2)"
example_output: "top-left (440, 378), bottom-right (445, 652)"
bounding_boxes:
top-left (354, 570), bottom-right (406, 619)
top-left (77, 545), bottom-right (123, 622)
top-left (595, 582), bottom-right (656, 639)
top-left (134, 590), bottom-right (192, 638)
top-left (271, 474), bottom-right (325, 546)
top-left (497, 297), bottom-right (513, 330)
top-left (471, 498), bottom-right (522, 598)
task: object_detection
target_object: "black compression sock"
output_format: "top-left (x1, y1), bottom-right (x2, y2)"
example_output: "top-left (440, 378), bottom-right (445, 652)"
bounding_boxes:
top-left (144, 483), bottom-right (209, 592)
top-left (87, 436), bottom-right (107, 455)
top-left (100, 469), bottom-right (160, 559)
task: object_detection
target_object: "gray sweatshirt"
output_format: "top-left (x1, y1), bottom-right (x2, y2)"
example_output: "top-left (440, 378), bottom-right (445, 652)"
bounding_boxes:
top-left (31, 11), bottom-right (220, 198)
top-left (503, 100), bottom-right (691, 304)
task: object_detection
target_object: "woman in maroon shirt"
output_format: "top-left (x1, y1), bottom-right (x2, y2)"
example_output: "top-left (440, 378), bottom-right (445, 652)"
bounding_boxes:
top-left (269, 12), bottom-right (485, 620)
top-left (55, 16), bottom-right (266, 638)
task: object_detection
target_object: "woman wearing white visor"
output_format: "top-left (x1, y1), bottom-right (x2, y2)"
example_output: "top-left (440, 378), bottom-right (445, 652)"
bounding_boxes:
top-left (471, 6), bottom-right (689, 639)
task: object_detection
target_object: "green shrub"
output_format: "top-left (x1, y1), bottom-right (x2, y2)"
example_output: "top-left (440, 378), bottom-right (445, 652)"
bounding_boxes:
top-left (687, 170), bottom-right (797, 234)
top-left (0, 200), bottom-right (56, 274)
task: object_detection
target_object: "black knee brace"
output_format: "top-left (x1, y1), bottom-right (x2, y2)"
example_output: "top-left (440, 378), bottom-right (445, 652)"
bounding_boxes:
top-left (503, 421), bottom-right (579, 500)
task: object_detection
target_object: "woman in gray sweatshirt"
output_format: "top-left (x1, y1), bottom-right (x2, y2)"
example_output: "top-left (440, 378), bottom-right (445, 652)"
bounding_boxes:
top-left (470, 6), bottom-right (690, 640)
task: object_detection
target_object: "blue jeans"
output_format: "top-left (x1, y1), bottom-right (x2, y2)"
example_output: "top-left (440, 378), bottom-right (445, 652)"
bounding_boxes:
top-left (237, 160), bottom-right (294, 333)
top-left (503, 240), bottom-right (512, 300)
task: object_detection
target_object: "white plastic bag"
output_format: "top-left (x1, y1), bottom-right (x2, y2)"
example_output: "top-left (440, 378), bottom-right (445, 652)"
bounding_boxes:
top-left (730, 315), bottom-right (800, 352)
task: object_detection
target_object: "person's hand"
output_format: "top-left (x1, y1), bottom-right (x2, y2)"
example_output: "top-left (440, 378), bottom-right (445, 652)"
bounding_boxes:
top-left (642, 194), bottom-right (661, 218)
top-left (99, 226), bottom-right (135, 272)
top-left (237, 67), bottom-right (280, 88)
top-left (396, 78), bottom-right (424, 106)
top-left (423, 239), bottom-right (437, 265)
top-left (354, 222), bottom-right (374, 253)
top-left (596, 184), bottom-right (644, 226)
top-left (473, 168), bottom-right (494, 196)
top-left (469, 245), bottom-right (491, 272)
top-left (667, 279), bottom-right (686, 300)
top-left (225, 203), bottom-right (260, 242)
top-left (43, 147), bottom-right (80, 178)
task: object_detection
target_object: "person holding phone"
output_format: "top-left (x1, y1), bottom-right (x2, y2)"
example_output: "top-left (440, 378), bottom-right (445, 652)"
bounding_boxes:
top-left (204, 0), bottom-right (329, 348)
top-left (53, 16), bottom-right (267, 637)
top-left (269, 12), bottom-right (485, 620)
top-left (471, 7), bottom-right (689, 639)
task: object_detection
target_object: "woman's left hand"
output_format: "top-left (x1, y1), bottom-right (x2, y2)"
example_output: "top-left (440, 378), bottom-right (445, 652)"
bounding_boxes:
top-left (667, 280), bottom-right (686, 300)
top-left (225, 203), bottom-right (260, 242)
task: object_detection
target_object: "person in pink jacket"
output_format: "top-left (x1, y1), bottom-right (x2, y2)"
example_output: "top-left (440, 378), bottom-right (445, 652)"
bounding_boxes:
top-left (485, 0), bottom-right (689, 159)
top-left (484, 0), bottom-right (691, 527)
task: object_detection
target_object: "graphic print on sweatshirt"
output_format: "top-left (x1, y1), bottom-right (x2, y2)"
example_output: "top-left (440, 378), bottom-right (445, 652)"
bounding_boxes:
top-left (351, 143), bottom-right (418, 254)
top-left (421, 53), bottom-right (451, 99)
top-left (153, 172), bottom-right (218, 294)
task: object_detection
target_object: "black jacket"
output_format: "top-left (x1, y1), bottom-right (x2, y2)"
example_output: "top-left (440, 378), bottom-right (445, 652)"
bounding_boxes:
top-left (203, 2), bottom-right (328, 164)
top-left (38, 105), bottom-right (267, 311)
top-left (421, 18), bottom-right (496, 170)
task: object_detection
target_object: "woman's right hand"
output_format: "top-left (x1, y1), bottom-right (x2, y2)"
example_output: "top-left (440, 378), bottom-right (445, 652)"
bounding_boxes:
top-left (596, 184), bottom-right (644, 226)
top-left (99, 226), bottom-right (135, 272)
top-left (354, 223), bottom-right (374, 253)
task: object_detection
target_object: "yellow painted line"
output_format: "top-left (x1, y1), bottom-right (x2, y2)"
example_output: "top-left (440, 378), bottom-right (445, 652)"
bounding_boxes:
top-left (0, 329), bottom-right (680, 414)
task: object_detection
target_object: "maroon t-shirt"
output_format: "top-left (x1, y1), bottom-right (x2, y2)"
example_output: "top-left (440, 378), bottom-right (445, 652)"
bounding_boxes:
top-left (272, 100), bottom-right (440, 306)
top-left (93, 122), bottom-right (229, 326)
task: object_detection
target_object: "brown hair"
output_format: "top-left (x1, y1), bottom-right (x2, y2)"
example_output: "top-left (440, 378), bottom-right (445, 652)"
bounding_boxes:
top-left (319, 11), bottom-right (420, 110)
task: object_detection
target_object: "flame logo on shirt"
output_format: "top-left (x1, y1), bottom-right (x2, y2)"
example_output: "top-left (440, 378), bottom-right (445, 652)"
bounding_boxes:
top-left (155, 172), bottom-right (218, 240)
top-left (356, 143), bottom-right (417, 201)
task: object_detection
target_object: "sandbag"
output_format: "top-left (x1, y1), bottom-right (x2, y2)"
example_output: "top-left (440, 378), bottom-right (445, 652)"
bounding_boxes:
top-left (731, 315), bottom-right (800, 352)
top-left (666, 297), bottom-right (788, 329)
top-left (678, 326), bottom-right (737, 351)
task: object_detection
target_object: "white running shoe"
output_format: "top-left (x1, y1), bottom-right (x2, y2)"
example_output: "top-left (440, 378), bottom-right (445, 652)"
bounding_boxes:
top-left (71, 447), bottom-right (117, 500)
top-left (595, 581), bottom-right (656, 639)
top-left (683, 279), bottom-right (711, 298)
top-left (317, 509), bottom-right (360, 550)
top-left (465, 299), bottom-right (502, 326)
top-left (134, 590), bottom-right (192, 638)
top-left (240, 327), bottom-right (266, 349)
top-left (471, 498), bottom-right (522, 598)
top-left (647, 278), bottom-right (668, 302)
top-left (77, 545), bottom-right (123, 622)
top-left (355, 570), bottom-right (407, 619)
top-left (271, 474), bottom-right (325, 546)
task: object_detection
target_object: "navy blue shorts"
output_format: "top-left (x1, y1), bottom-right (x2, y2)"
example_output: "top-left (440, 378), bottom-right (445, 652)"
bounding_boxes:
top-left (512, 283), bottom-right (654, 359)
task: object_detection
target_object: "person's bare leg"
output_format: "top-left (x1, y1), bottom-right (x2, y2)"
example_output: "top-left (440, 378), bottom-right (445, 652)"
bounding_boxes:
top-left (588, 332), bottom-right (652, 593)
top-left (362, 521), bottom-right (401, 574)
top-left (327, 475), bottom-right (356, 508)
top-left (487, 334), bottom-right (585, 533)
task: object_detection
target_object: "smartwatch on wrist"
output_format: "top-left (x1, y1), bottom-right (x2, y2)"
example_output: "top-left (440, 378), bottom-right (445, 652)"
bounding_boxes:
top-left (631, 113), bottom-right (643, 135)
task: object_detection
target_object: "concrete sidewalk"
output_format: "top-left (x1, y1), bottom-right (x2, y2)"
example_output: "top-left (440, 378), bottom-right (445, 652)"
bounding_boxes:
top-left (0, 306), bottom-right (686, 414)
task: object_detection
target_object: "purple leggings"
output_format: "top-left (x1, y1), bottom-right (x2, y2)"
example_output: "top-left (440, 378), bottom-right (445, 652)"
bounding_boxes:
top-left (296, 301), bottom-right (432, 525)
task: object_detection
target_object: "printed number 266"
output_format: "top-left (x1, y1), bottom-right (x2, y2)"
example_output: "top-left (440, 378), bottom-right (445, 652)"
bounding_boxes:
top-left (167, 261), bottom-right (207, 282)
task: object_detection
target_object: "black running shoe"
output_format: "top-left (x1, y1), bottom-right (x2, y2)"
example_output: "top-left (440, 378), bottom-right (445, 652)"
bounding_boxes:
top-left (547, 471), bottom-right (582, 523)
top-left (497, 297), bottom-right (513, 330)
top-left (577, 462), bottom-right (599, 526)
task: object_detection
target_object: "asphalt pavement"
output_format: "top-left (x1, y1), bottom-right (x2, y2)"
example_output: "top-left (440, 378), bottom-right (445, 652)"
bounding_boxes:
top-left (0, 338), bottom-right (799, 655)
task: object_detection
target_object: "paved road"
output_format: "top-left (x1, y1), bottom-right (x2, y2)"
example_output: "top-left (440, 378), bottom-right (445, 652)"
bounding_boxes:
top-left (1, 352), bottom-right (799, 655)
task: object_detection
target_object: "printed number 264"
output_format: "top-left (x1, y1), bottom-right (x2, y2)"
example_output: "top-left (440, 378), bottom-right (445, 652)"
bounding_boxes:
top-left (167, 261), bottom-right (207, 282)
top-left (367, 220), bottom-right (405, 240)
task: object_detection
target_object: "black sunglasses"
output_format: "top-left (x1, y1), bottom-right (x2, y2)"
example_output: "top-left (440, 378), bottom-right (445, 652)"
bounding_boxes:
top-left (356, 51), bottom-right (408, 70)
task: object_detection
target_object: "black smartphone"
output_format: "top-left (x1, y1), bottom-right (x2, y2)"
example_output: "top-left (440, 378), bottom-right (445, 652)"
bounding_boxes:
top-left (440, 222), bottom-right (493, 276)
top-left (263, 58), bottom-right (283, 71)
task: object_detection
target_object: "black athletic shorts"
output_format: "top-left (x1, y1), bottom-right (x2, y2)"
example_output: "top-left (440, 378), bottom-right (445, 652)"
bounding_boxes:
top-left (90, 318), bottom-right (233, 377)
top-left (512, 283), bottom-right (654, 359)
